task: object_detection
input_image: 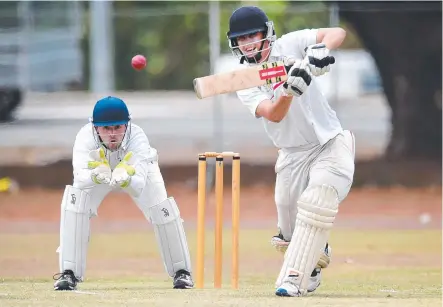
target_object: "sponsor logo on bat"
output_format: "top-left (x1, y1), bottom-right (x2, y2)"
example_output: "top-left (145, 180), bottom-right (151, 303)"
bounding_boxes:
top-left (259, 66), bottom-right (286, 80)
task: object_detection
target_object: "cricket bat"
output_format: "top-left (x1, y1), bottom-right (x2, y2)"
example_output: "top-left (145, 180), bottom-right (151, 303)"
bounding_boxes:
top-left (193, 56), bottom-right (335, 99)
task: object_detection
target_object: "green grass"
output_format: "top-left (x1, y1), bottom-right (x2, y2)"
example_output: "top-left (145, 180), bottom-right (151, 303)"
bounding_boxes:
top-left (0, 229), bottom-right (441, 306)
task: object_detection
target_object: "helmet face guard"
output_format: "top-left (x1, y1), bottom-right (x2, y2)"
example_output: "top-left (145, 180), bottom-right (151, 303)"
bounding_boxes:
top-left (228, 21), bottom-right (276, 64)
top-left (227, 7), bottom-right (276, 64)
top-left (91, 122), bottom-right (131, 152)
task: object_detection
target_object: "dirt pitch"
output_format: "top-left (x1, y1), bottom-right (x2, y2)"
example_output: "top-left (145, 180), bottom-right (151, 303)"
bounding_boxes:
top-left (0, 185), bottom-right (441, 306)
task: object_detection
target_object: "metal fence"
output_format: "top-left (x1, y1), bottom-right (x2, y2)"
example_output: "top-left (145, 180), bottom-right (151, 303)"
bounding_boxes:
top-left (0, 1), bottom-right (83, 91)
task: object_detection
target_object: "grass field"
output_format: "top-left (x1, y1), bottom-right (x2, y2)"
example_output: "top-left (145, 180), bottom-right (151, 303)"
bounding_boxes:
top-left (0, 228), bottom-right (441, 306)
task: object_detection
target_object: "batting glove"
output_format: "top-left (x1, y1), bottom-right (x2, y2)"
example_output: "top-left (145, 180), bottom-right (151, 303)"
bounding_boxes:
top-left (88, 148), bottom-right (112, 185)
top-left (282, 59), bottom-right (312, 97)
top-left (110, 152), bottom-right (136, 188)
top-left (304, 43), bottom-right (334, 77)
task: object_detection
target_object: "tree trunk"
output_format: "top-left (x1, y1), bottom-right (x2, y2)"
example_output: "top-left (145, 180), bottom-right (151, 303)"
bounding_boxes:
top-left (336, 1), bottom-right (442, 160)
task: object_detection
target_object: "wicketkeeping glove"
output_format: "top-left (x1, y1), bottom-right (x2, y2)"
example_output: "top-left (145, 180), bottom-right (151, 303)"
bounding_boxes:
top-left (87, 148), bottom-right (112, 184)
top-left (110, 152), bottom-right (136, 188)
top-left (304, 43), bottom-right (335, 76)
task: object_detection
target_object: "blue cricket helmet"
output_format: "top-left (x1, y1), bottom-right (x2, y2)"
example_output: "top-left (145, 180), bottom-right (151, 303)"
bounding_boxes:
top-left (91, 96), bottom-right (130, 127)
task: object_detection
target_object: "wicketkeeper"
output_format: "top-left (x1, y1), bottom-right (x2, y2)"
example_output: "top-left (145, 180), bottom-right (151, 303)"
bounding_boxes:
top-left (53, 96), bottom-right (194, 290)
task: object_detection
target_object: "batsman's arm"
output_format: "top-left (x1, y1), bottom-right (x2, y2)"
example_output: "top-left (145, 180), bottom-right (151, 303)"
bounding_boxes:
top-left (316, 27), bottom-right (346, 50)
top-left (255, 89), bottom-right (293, 123)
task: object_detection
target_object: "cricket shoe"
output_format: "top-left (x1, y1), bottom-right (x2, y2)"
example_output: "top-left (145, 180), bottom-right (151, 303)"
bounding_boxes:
top-left (275, 269), bottom-right (303, 297)
top-left (173, 269), bottom-right (194, 289)
top-left (270, 232), bottom-right (290, 253)
top-left (307, 268), bottom-right (322, 293)
top-left (53, 269), bottom-right (79, 291)
top-left (275, 267), bottom-right (323, 297)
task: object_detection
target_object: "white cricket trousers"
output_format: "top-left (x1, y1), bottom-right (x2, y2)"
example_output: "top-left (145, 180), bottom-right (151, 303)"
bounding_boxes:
top-left (274, 130), bottom-right (355, 241)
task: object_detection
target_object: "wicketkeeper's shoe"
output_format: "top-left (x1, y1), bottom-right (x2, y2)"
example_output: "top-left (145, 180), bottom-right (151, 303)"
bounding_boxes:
top-left (53, 269), bottom-right (79, 291)
top-left (173, 269), bottom-right (194, 289)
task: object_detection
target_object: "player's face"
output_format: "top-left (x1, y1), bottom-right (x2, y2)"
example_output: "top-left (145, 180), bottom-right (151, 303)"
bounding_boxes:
top-left (236, 32), bottom-right (270, 62)
top-left (96, 125), bottom-right (127, 150)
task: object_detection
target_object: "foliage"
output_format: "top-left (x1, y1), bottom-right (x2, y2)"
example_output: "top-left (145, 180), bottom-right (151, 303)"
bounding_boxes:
top-left (81, 1), bottom-right (363, 91)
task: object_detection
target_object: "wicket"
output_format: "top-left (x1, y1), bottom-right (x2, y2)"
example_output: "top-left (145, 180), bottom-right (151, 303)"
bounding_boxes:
top-left (196, 151), bottom-right (240, 289)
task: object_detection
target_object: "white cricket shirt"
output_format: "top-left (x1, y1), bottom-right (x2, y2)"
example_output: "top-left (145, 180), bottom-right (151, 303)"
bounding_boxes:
top-left (236, 29), bottom-right (343, 149)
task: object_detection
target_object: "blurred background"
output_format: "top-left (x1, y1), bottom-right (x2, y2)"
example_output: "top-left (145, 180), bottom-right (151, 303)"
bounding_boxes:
top-left (0, 0), bottom-right (441, 192)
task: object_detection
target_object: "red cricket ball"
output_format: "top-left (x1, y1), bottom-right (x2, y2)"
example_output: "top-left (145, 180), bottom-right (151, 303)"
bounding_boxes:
top-left (131, 55), bottom-right (147, 70)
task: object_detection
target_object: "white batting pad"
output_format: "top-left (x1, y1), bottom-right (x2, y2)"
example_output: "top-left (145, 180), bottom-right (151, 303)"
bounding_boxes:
top-left (57, 185), bottom-right (91, 281)
top-left (148, 197), bottom-right (192, 277)
top-left (276, 185), bottom-right (339, 294)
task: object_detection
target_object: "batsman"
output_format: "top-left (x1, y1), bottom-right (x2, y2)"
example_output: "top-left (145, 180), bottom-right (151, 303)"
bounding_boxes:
top-left (226, 6), bottom-right (355, 296)
top-left (52, 96), bottom-right (194, 290)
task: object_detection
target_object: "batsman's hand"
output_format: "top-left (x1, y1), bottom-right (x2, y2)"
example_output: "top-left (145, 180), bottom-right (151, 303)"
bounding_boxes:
top-left (282, 58), bottom-right (312, 97)
top-left (304, 43), bottom-right (334, 77)
top-left (88, 148), bottom-right (112, 185)
top-left (110, 152), bottom-right (136, 188)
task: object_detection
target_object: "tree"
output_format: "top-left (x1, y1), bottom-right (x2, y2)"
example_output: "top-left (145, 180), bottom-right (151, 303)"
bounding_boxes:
top-left (109, 1), bottom-right (335, 90)
top-left (83, 1), bottom-right (361, 90)
top-left (335, 1), bottom-right (442, 160)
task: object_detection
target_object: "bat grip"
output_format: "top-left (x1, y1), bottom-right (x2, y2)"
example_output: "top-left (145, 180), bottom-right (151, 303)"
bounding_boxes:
top-left (306, 55), bottom-right (336, 65)
top-left (303, 44), bottom-right (336, 64)
top-left (284, 56), bottom-right (335, 73)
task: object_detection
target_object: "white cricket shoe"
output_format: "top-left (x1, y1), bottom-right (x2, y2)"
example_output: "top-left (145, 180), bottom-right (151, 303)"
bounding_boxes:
top-left (275, 269), bottom-right (303, 297)
top-left (307, 268), bottom-right (322, 293)
top-left (275, 268), bottom-right (323, 297)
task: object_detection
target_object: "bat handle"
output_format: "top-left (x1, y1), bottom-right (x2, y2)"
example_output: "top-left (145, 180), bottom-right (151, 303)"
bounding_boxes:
top-left (284, 56), bottom-right (336, 73)
top-left (302, 44), bottom-right (336, 64)
top-left (304, 55), bottom-right (336, 65)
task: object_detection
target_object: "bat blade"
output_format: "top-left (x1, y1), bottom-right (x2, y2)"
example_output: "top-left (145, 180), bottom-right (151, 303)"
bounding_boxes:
top-left (193, 61), bottom-right (288, 99)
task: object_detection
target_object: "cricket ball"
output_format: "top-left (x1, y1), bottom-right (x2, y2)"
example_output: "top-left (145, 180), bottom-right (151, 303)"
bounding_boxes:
top-left (131, 54), bottom-right (146, 70)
